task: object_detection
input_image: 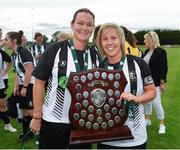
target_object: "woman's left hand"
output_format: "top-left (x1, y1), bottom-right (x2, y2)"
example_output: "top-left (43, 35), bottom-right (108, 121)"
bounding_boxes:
top-left (160, 83), bottom-right (166, 92)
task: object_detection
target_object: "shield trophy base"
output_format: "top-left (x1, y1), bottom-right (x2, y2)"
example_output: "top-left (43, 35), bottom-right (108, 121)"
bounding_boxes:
top-left (69, 125), bottom-right (133, 145)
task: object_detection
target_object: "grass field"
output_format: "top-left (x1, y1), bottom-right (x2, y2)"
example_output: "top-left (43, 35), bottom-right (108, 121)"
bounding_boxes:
top-left (0, 46), bottom-right (180, 149)
top-left (146, 46), bottom-right (180, 149)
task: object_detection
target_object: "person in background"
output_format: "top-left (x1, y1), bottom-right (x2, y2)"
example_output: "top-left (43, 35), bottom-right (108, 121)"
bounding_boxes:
top-left (0, 46), bottom-right (17, 133)
top-left (4, 31), bottom-right (35, 141)
top-left (134, 33), bottom-right (143, 57)
top-left (143, 31), bottom-right (168, 134)
top-left (18, 30), bottom-right (29, 49)
top-left (121, 26), bottom-right (142, 57)
top-left (30, 8), bottom-right (100, 149)
top-left (0, 28), bottom-right (13, 118)
top-left (0, 28), bottom-right (10, 91)
top-left (96, 23), bottom-right (156, 149)
top-left (92, 25), bottom-right (101, 45)
top-left (90, 25), bottom-right (102, 61)
top-left (29, 32), bottom-right (47, 64)
top-left (56, 32), bottom-right (71, 42)
top-left (21, 35), bottom-right (28, 48)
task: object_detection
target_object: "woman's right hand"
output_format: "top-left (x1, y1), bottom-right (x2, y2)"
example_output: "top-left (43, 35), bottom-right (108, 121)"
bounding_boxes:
top-left (30, 118), bottom-right (41, 135)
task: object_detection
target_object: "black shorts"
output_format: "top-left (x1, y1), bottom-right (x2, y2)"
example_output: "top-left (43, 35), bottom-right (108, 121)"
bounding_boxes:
top-left (3, 79), bottom-right (8, 89)
top-left (18, 84), bottom-right (33, 109)
top-left (0, 88), bottom-right (7, 98)
top-left (39, 119), bottom-right (71, 149)
top-left (39, 119), bottom-right (92, 149)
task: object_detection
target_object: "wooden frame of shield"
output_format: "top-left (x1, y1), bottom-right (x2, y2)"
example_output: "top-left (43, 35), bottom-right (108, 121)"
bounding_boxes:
top-left (67, 68), bottom-right (134, 144)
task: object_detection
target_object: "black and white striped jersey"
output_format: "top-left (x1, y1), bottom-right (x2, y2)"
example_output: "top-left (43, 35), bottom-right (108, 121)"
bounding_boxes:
top-left (13, 46), bottom-right (35, 85)
top-left (101, 55), bottom-right (154, 147)
top-left (0, 49), bottom-right (11, 89)
top-left (33, 40), bottom-right (100, 123)
top-left (1, 47), bottom-right (9, 80)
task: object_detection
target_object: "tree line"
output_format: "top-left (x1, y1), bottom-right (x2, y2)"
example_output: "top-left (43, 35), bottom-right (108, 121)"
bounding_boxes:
top-left (135, 29), bottom-right (180, 45)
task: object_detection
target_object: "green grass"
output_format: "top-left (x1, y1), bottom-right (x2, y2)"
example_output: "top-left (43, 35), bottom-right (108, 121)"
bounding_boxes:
top-left (146, 47), bottom-right (180, 149)
top-left (0, 50), bottom-right (38, 149)
top-left (0, 46), bottom-right (180, 149)
top-left (0, 119), bottom-right (37, 149)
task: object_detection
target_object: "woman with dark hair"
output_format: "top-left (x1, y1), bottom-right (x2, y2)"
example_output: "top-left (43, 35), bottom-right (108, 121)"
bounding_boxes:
top-left (30, 8), bottom-right (100, 149)
top-left (4, 31), bottom-right (35, 141)
top-left (121, 26), bottom-right (142, 57)
top-left (29, 32), bottom-right (47, 65)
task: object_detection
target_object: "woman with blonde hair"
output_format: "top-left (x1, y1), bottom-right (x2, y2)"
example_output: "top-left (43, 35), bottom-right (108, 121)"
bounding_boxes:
top-left (56, 32), bottom-right (71, 42)
top-left (143, 31), bottom-right (168, 134)
top-left (96, 23), bottom-right (156, 149)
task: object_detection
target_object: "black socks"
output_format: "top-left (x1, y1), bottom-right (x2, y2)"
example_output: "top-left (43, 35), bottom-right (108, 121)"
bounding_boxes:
top-left (0, 111), bottom-right (10, 124)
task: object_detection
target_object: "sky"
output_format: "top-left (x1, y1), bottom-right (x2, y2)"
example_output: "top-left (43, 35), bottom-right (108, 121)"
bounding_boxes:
top-left (0, 0), bottom-right (180, 41)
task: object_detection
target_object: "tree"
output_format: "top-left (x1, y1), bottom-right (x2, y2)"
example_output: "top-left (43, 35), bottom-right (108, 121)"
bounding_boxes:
top-left (135, 29), bottom-right (180, 45)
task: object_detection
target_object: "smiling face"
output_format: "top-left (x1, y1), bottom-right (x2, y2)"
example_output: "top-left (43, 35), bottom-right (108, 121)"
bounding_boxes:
top-left (71, 12), bottom-right (94, 43)
top-left (101, 27), bottom-right (122, 63)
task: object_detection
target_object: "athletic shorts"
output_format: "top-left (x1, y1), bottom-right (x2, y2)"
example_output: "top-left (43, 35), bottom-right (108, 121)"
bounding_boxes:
top-left (39, 119), bottom-right (92, 149)
top-left (39, 119), bottom-right (71, 149)
top-left (18, 84), bottom-right (33, 109)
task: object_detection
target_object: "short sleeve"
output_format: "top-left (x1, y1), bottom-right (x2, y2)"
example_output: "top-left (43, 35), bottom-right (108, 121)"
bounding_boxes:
top-left (0, 49), bottom-right (11, 63)
top-left (19, 48), bottom-right (33, 64)
top-left (132, 56), bottom-right (154, 86)
top-left (139, 58), bottom-right (154, 86)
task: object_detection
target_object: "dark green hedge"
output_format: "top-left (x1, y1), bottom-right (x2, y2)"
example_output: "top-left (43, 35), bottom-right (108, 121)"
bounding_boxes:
top-left (135, 29), bottom-right (180, 45)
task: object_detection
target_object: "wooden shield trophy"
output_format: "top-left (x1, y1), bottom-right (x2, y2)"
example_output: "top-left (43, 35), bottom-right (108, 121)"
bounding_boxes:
top-left (67, 68), bottom-right (133, 145)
